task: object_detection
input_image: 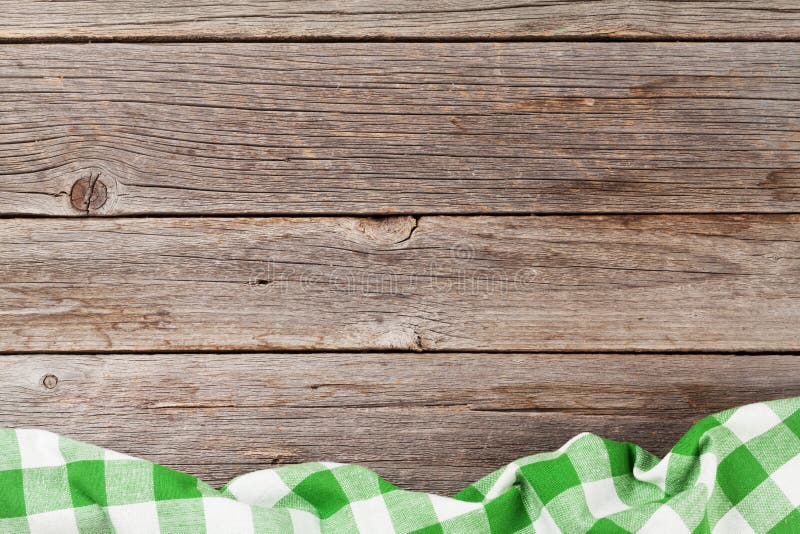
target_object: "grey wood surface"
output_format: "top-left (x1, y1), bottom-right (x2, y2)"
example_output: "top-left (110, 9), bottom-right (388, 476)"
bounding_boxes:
top-left (7, 352), bottom-right (798, 492)
top-left (3, 43), bottom-right (800, 215)
top-left (2, 3), bottom-right (799, 495)
top-left (2, 215), bottom-right (799, 353)
top-left (2, 1), bottom-right (800, 41)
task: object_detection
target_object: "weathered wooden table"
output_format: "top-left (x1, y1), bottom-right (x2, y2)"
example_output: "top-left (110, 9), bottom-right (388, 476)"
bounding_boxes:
top-left (1, 2), bottom-right (799, 494)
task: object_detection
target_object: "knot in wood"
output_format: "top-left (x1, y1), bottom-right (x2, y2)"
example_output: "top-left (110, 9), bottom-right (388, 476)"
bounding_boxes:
top-left (70, 175), bottom-right (108, 212)
top-left (42, 374), bottom-right (59, 390)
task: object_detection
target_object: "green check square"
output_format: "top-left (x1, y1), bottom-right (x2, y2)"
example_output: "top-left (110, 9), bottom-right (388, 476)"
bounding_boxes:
top-left (291, 469), bottom-right (349, 519)
top-left (440, 509), bottom-right (490, 534)
top-left (250, 506), bottom-right (294, 533)
top-left (663, 489), bottom-right (705, 530)
top-left (781, 409), bottom-right (800, 441)
top-left (0, 470), bottom-right (25, 518)
top-left (439, 508), bottom-right (488, 534)
top-left (735, 479), bottom-right (794, 533)
top-left (484, 488), bottom-right (531, 534)
top-left (317, 504), bottom-right (356, 532)
top-left (410, 525), bottom-right (444, 534)
top-left (74, 505), bottom-right (111, 534)
top-left (385, 491), bottom-right (438, 533)
top-left (672, 416), bottom-right (721, 457)
top-left (717, 445), bottom-right (768, 505)
top-left (23, 466), bottom-right (72, 514)
top-left (570, 434), bottom-right (613, 482)
top-left (153, 464), bottom-right (201, 501)
top-left (0, 516), bottom-right (29, 533)
top-left (156, 498), bottom-right (206, 531)
top-left (68, 460), bottom-right (106, 507)
top-left (520, 454), bottom-right (581, 504)
top-left (378, 476), bottom-right (397, 495)
top-left (603, 501), bottom-right (660, 533)
top-left (693, 513), bottom-right (709, 534)
top-left (769, 508), bottom-right (800, 533)
top-left (611, 473), bottom-right (663, 508)
top-left (104, 460), bottom-right (154, 505)
top-left (604, 440), bottom-right (636, 478)
top-left (748, 424), bottom-right (800, 472)
top-left (59, 439), bottom-right (104, 463)
top-left (540, 485), bottom-right (594, 532)
top-left (764, 399), bottom-right (800, 420)
top-left (664, 454), bottom-right (697, 496)
top-left (331, 466), bottom-right (381, 502)
top-left (270, 462), bottom-right (327, 487)
top-left (587, 517), bottom-right (628, 533)
top-left (465, 467), bottom-right (507, 500)
top-left (455, 486), bottom-right (484, 503)
top-left (0, 431), bottom-right (21, 472)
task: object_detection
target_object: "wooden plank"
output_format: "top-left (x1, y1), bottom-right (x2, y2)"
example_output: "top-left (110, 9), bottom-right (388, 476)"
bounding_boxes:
top-left (2, 215), bottom-right (799, 352)
top-left (2, 2), bottom-right (800, 41)
top-left (2, 42), bottom-right (800, 216)
top-left (5, 352), bottom-right (797, 492)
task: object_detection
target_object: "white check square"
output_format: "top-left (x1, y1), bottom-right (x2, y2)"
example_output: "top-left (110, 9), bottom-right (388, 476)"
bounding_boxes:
top-left (107, 502), bottom-right (159, 534)
top-left (289, 509), bottom-right (321, 533)
top-left (225, 469), bottom-right (292, 508)
top-left (203, 497), bottom-right (254, 533)
top-left (713, 507), bottom-right (755, 534)
top-left (639, 505), bottom-right (690, 534)
top-left (350, 496), bottom-right (395, 533)
top-left (532, 507), bottom-right (560, 533)
top-left (582, 478), bottom-right (630, 518)
top-left (27, 508), bottom-right (79, 534)
top-left (771, 454), bottom-right (800, 506)
top-left (428, 494), bottom-right (482, 523)
top-left (723, 403), bottom-right (781, 443)
top-left (633, 453), bottom-right (670, 493)
top-left (17, 430), bottom-right (65, 469)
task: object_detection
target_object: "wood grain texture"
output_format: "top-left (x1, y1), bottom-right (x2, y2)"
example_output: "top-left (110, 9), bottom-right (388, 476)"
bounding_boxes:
top-left (5, 352), bottom-right (798, 492)
top-left (2, 2), bottom-right (800, 41)
top-left (3, 43), bottom-right (800, 215)
top-left (2, 215), bottom-right (799, 352)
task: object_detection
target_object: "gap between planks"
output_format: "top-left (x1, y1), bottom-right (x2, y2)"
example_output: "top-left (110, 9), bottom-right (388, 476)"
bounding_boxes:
top-left (6, 211), bottom-right (800, 220)
top-left (2, 1), bottom-right (800, 42)
top-left (3, 349), bottom-right (800, 356)
top-left (5, 37), bottom-right (800, 45)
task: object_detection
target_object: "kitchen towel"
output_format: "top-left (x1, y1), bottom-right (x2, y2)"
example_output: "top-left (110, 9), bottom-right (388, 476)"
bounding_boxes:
top-left (0, 398), bottom-right (798, 533)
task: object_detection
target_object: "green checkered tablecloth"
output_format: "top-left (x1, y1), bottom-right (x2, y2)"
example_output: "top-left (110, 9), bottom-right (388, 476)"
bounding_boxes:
top-left (1, 398), bottom-right (800, 533)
